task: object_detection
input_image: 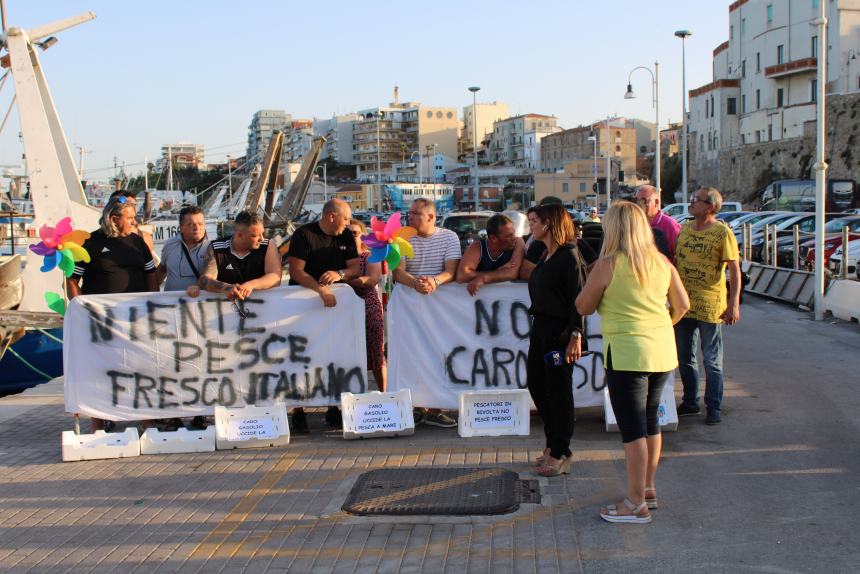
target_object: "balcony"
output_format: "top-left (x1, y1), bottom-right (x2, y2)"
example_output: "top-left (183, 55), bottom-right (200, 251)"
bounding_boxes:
top-left (765, 58), bottom-right (816, 79)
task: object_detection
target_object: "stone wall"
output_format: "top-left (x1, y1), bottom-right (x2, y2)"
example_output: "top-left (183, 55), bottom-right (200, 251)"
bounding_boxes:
top-left (689, 93), bottom-right (860, 205)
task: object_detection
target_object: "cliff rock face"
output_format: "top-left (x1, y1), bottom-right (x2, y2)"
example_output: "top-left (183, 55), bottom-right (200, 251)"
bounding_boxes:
top-left (689, 93), bottom-right (860, 205)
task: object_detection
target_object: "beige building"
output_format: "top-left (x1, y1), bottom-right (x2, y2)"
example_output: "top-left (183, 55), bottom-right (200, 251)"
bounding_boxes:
top-left (461, 101), bottom-right (509, 155)
top-left (488, 114), bottom-right (560, 170)
top-left (353, 98), bottom-right (459, 181)
top-left (541, 119), bottom-right (638, 185)
top-left (534, 158), bottom-right (620, 207)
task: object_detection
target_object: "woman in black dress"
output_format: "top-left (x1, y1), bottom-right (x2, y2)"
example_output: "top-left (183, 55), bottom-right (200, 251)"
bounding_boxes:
top-left (526, 204), bottom-right (586, 477)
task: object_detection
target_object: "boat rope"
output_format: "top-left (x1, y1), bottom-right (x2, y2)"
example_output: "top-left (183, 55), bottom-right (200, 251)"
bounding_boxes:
top-left (36, 329), bottom-right (63, 344)
top-left (5, 346), bottom-right (53, 381)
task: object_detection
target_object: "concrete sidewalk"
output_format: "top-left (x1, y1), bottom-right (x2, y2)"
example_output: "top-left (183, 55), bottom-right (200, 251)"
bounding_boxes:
top-left (0, 297), bottom-right (858, 573)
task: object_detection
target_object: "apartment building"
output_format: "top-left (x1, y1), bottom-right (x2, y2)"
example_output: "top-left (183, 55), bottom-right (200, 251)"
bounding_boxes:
top-left (283, 120), bottom-right (314, 163)
top-left (353, 101), bottom-right (459, 181)
top-left (688, 0), bottom-right (860, 167)
top-left (160, 143), bottom-right (205, 171)
top-left (313, 113), bottom-right (360, 164)
top-left (540, 119), bottom-right (639, 185)
top-left (246, 110), bottom-right (290, 168)
top-left (461, 101), bottom-right (509, 155)
top-left (488, 114), bottom-right (560, 170)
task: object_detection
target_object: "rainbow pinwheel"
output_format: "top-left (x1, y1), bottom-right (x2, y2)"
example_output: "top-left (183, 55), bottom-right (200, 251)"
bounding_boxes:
top-left (362, 212), bottom-right (415, 270)
top-left (28, 217), bottom-right (90, 278)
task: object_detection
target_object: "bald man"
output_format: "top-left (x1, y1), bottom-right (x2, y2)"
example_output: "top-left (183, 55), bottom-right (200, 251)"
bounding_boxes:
top-left (635, 185), bottom-right (681, 262)
top-left (287, 198), bottom-right (361, 432)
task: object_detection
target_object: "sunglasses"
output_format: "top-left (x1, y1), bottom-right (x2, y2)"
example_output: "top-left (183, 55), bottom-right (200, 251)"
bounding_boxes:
top-left (690, 196), bottom-right (712, 205)
top-left (231, 299), bottom-right (250, 319)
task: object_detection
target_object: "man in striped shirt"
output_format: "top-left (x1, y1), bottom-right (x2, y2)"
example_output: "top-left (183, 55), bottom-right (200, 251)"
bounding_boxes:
top-left (392, 198), bottom-right (461, 428)
top-left (393, 198), bottom-right (461, 294)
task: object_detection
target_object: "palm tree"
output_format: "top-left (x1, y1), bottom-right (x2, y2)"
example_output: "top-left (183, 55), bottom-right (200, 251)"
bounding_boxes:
top-left (399, 142), bottom-right (408, 163)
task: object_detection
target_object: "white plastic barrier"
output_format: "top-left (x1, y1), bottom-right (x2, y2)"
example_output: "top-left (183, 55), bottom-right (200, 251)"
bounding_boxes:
top-left (341, 390), bottom-right (415, 439)
top-left (458, 389), bottom-right (531, 438)
top-left (61, 428), bottom-right (141, 461)
top-left (214, 404), bottom-right (290, 450)
top-left (823, 279), bottom-right (860, 322)
top-left (140, 427), bottom-right (216, 455)
top-left (603, 376), bottom-right (678, 433)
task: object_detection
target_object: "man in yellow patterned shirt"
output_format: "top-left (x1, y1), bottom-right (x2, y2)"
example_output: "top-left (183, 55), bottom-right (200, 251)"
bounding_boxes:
top-left (674, 187), bottom-right (741, 425)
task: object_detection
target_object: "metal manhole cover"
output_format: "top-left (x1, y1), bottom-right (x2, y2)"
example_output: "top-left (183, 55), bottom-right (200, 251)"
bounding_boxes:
top-left (342, 467), bottom-right (537, 516)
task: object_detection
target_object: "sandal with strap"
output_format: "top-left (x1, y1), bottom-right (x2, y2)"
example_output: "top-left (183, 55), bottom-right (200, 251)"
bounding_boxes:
top-left (537, 456), bottom-right (572, 477)
top-left (600, 498), bottom-right (652, 524)
top-left (645, 487), bottom-right (657, 510)
top-left (535, 448), bottom-right (551, 467)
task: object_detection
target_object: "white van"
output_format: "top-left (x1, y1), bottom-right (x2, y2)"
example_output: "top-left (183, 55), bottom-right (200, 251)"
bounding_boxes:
top-left (662, 201), bottom-right (743, 218)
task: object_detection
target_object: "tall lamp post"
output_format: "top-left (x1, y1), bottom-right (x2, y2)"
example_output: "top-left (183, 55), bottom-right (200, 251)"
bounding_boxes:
top-left (813, 3), bottom-right (827, 320)
top-left (605, 116), bottom-right (612, 209)
top-left (226, 154), bottom-right (232, 201)
top-left (375, 111), bottom-right (383, 184)
top-left (675, 30), bottom-right (692, 206)
top-left (587, 135), bottom-right (598, 208)
top-left (316, 164), bottom-right (327, 202)
top-left (624, 61), bottom-right (661, 193)
top-left (469, 86), bottom-right (481, 210)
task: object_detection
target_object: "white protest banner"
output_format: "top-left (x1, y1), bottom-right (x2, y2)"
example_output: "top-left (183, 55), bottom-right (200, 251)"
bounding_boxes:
top-left (63, 284), bottom-right (368, 420)
top-left (387, 282), bottom-right (605, 409)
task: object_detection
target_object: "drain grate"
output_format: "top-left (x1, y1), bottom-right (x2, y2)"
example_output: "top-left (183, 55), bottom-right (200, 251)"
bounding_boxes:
top-left (514, 479), bottom-right (541, 504)
top-left (342, 467), bottom-right (539, 516)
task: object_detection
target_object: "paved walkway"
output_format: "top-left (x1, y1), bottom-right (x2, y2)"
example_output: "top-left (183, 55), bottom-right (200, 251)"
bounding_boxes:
top-left (1, 297), bottom-right (858, 573)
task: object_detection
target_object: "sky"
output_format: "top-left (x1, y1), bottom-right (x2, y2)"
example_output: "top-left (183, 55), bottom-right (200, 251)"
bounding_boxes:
top-left (0, 0), bottom-right (729, 183)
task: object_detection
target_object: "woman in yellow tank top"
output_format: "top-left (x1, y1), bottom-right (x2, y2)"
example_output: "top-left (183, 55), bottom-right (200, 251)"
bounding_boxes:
top-left (576, 201), bottom-right (690, 524)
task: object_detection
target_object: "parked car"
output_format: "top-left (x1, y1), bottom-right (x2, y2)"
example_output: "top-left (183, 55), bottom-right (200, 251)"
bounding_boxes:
top-left (747, 213), bottom-right (844, 262)
top-left (829, 238), bottom-right (860, 277)
top-left (799, 216), bottom-right (860, 268)
top-left (663, 201), bottom-right (743, 218)
top-left (729, 211), bottom-right (786, 231)
top-left (734, 212), bottom-right (797, 246)
top-left (717, 211), bottom-right (752, 225)
top-left (440, 211), bottom-right (497, 253)
top-left (501, 210), bottom-right (530, 237)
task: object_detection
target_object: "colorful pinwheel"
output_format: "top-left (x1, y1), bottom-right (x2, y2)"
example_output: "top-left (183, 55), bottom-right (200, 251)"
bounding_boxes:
top-left (28, 216), bottom-right (90, 278)
top-left (361, 212), bottom-right (415, 270)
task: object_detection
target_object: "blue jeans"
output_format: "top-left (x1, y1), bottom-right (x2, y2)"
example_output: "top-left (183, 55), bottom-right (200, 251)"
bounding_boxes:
top-left (674, 318), bottom-right (724, 413)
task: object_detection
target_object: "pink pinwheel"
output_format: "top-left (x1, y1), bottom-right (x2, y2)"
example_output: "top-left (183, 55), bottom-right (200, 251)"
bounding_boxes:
top-left (28, 217), bottom-right (90, 277)
top-left (361, 212), bottom-right (416, 270)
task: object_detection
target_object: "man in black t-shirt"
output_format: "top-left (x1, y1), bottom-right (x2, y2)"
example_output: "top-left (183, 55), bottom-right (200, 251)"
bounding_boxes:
top-left (197, 211), bottom-right (282, 300)
top-left (287, 198), bottom-right (360, 307)
top-left (287, 198), bottom-right (360, 432)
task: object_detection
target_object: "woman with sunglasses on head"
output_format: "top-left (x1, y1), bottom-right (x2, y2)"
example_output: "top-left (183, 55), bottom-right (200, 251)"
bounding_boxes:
top-left (66, 197), bottom-right (160, 432)
top-left (526, 203), bottom-right (587, 477)
top-left (576, 201), bottom-right (689, 524)
top-left (346, 219), bottom-right (387, 391)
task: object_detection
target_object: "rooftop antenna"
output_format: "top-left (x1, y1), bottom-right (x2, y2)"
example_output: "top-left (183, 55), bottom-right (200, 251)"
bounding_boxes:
top-left (393, 84), bottom-right (399, 105)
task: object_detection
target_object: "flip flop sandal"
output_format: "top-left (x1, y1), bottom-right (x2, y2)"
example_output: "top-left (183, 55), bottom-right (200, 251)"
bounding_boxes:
top-left (600, 498), bottom-right (652, 524)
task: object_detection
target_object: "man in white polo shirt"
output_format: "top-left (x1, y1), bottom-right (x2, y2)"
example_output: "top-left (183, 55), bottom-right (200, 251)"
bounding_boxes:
top-left (392, 198), bottom-right (461, 427)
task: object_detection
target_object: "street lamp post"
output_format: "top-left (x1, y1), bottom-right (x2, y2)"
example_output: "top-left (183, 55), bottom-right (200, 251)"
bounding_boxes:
top-left (813, 4), bottom-right (827, 319)
top-left (587, 135), bottom-right (597, 208)
top-left (375, 111), bottom-right (383, 184)
top-left (425, 145), bottom-right (433, 184)
top-left (316, 164), bottom-right (327, 202)
top-left (605, 116), bottom-right (612, 209)
top-left (624, 61), bottom-right (661, 193)
top-left (469, 86), bottom-right (481, 210)
top-left (226, 154), bottom-right (232, 201)
top-left (675, 30), bottom-right (692, 206)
